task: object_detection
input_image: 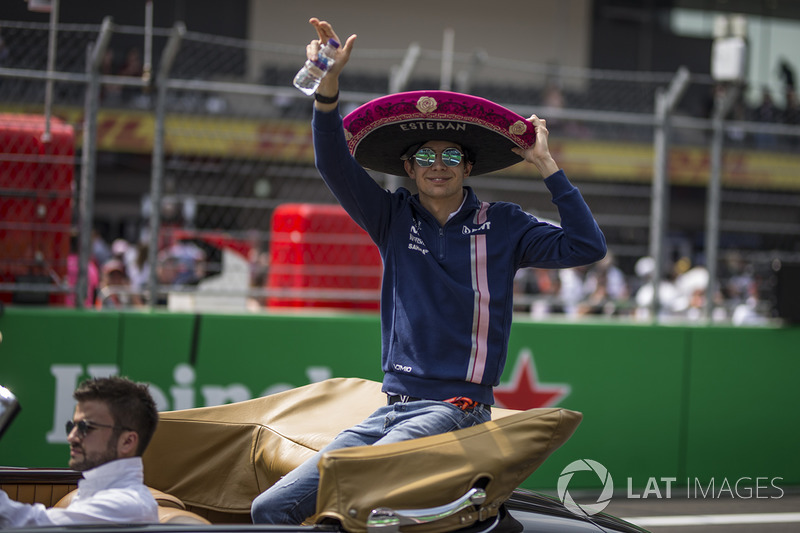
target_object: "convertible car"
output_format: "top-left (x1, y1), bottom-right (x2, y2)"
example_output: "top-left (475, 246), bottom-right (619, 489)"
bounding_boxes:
top-left (0, 379), bottom-right (648, 532)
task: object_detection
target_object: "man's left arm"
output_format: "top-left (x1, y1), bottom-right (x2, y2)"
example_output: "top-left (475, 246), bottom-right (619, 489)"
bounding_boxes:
top-left (0, 488), bottom-right (158, 528)
top-left (511, 115), bottom-right (607, 267)
top-left (0, 489), bottom-right (56, 528)
top-left (510, 170), bottom-right (606, 269)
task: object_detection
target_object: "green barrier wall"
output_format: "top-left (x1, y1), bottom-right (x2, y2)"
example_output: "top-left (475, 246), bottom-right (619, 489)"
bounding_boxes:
top-left (1, 308), bottom-right (797, 494)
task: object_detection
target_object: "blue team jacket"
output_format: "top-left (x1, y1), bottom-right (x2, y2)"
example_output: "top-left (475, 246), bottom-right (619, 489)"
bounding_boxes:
top-left (312, 107), bottom-right (607, 405)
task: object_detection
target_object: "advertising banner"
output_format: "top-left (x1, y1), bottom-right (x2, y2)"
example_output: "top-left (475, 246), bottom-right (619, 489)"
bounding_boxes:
top-left (0, 309), bottom-right (797, 492)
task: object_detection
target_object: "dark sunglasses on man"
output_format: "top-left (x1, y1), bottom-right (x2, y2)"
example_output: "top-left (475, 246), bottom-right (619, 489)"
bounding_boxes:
top-left (66, 419), bottom-right (128, 438)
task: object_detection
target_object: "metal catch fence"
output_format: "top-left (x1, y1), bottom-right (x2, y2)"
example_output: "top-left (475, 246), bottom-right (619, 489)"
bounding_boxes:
top-left (1, 19), bottom-right (799, 322)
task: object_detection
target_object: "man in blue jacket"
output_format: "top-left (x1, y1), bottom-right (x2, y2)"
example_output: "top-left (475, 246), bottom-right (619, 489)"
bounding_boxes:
top-left (251, 18), bottom-right (607, 525)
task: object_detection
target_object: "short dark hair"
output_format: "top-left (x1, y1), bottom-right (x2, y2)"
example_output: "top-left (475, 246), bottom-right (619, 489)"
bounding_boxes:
top-left (73, 376), bottom-right (158, 456)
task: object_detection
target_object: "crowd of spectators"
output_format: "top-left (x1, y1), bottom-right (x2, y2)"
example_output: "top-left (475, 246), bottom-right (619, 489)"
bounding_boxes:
top-left (66, 230), bottom-right (208, 310)
top-left (704, 59), bottom-right (800, 150)
top-left (513, 250), bottom-right (773, 325)
top-left (74, 229), bottom-right (776, 325)
top-left (99, 45), bottom-right (150, 108)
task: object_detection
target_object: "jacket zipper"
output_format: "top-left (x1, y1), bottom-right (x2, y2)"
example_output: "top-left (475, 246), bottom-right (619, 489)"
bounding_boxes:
top-left (438, 227), bottom-right (445, 260)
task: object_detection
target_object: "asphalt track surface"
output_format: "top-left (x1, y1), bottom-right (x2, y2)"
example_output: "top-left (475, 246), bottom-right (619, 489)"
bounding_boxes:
top-left (564, 487), bottom-right (800, 532)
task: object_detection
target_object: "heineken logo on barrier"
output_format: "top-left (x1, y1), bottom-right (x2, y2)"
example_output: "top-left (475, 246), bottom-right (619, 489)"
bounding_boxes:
top-left (45, 348), bottom-right (567, 444)
top-left (46, 363), bottom-right (333, 444)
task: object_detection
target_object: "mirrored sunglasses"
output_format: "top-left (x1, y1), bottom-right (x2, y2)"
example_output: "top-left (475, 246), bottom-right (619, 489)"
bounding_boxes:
top-left (413, 147), bottom-right (464, 167)
top-left (65, 419), bottom-right (120, 437)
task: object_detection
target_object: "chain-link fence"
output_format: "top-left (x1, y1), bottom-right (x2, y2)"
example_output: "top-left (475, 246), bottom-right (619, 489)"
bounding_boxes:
top-left (1, 19), bottom-right (799, 322)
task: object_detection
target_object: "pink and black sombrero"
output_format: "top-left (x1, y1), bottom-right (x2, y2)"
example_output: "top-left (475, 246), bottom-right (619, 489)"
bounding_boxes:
top-left (343, 90), bottom-right (536, 177)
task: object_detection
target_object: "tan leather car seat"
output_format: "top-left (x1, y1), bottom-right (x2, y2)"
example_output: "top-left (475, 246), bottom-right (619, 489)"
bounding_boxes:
top-left (54, 486), bottom-right (209, 524)
top-left (154, 507), bottom-right (211, 524)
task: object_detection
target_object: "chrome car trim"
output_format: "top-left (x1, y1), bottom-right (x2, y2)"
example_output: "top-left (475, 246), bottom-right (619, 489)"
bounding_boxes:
top-left (366, 487), bottom-right (487, 533)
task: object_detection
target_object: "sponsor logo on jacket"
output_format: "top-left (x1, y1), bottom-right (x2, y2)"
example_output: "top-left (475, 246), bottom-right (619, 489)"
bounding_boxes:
top-left (462, 221), bottom-right (492, 235)
top-left (408, 223), bottom-right (430, 255)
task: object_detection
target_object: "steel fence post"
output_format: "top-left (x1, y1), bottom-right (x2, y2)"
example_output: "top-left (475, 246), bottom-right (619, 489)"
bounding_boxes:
top-left (146, 22), bottom-right (186, 309)
top-left (704, 86), bottom-right (740, 321)
top-left (76, 17), bottom-right (113, 309)
top-left (649, 67), bottom-right (689, 322)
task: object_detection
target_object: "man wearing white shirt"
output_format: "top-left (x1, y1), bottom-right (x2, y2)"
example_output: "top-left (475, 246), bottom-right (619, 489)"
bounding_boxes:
top-left (1, 376), bottom-right (159, 528)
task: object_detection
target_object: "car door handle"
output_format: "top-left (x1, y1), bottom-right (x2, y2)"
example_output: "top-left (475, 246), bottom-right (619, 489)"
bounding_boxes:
top-left (366, 487), bottom-right (487, 533)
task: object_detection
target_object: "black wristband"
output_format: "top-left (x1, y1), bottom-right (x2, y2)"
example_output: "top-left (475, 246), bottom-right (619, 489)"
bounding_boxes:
top-left (314, 90), bottom-right (339, 104)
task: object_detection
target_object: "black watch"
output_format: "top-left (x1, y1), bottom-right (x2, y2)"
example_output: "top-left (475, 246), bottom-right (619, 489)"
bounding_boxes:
top-left (314, 91), bottom-right (339, 104)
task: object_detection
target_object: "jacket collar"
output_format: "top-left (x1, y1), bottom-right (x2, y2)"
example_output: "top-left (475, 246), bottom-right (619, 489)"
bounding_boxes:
top-left (410, 187), bottom-right (481, 226)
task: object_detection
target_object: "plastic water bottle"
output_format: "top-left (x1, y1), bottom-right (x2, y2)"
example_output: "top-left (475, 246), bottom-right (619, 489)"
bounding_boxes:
top-left (293, 38), bottom-right (340, 95)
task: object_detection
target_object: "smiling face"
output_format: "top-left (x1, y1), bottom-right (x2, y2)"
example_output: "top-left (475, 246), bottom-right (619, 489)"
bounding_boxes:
top-left (404, 140), bottom-right (473, 217)
top-left (67, 400), bottom-right (126, 471)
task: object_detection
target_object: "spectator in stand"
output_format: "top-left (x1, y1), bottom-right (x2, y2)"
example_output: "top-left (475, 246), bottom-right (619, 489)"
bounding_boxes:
top-left (127, 242), bottom-right (150, 299)
top-left (779, 59), bottom-right (799, 149)
top-left (118, 47), bottom-right (143, 78)
top-left (672, 264), bottom-right (724, 322)
top-left (577, 251), bottom-right (630, 316)
top-left (91, 230), bottom-right (112, 268)
top-left (721, 252), bottom-right (754, 305)
top-left (779, 58), bottom-right (796, 91)
top-left (247, 249), bottom-right (270, 312)
top-left (95, 259), bottom-right (142, 309)
top-left (164, 241), bottom-right (206, 286)
top-left (754, 86), bottom-right (779, 149)
top-left (541, 82), bottom-right (565, 134)
top-left (513, 269), bottom-right (533, 313)
top-left (784, 89), bottom-right (799, 144)
top-left (541, 81), bottom-right (591, 138)
top-left (731, 279), bottom-right (769, 325)
top-left (632, 255), bottom-right (679, 321)
top-left (111, 239), bottom-right (139, 272)
top-left (148, 253), bottom-right (182, 307)
top-left (558, 265), bottom-right (590, 318)
top-left (513, 267), bottom-right (561, 317)
top-left (118, 47), bottom-right (145, 106)
top-left (65, 234), bottom-right (99, 309)
top-left (99, 48), bottom-right (122, 104)
top-left (155, 253), bottom-right (180, 286)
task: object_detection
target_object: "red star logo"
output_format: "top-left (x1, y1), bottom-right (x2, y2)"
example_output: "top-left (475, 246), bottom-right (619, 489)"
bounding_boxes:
top-left (493, 349), bottom-right (570, 410)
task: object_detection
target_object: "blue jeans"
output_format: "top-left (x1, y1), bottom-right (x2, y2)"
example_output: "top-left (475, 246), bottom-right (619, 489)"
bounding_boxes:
top-left (250, 399), bottom-right (491, 524)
